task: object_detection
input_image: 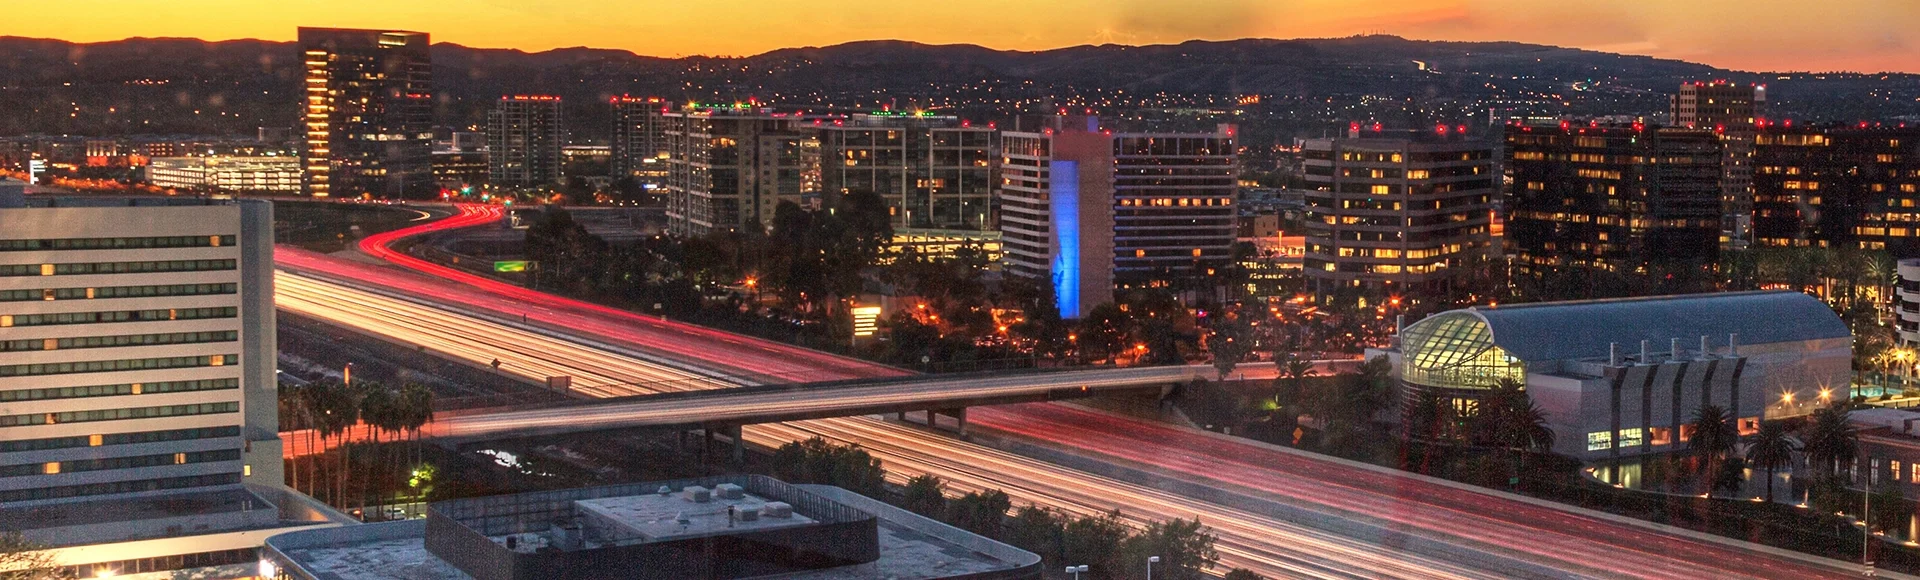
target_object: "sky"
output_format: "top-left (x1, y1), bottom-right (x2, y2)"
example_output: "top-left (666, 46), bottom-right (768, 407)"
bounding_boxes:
top-left (12, 0), bottom-right (1918, 72)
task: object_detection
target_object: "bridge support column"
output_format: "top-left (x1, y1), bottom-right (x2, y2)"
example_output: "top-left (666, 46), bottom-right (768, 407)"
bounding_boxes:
top-left (720, 425), bottom-right (744, 464)
top-left (926, 409), bottom-right (937, 429)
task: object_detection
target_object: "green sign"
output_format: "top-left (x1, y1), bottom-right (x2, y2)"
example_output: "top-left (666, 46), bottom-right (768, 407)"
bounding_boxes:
top-left (494, 261), bottom-right (530, 273)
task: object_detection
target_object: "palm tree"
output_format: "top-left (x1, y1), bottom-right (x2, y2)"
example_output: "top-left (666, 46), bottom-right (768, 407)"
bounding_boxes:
top-left (1274, 352), bottom-right (1317, 407)
top-left (1403, 387), bottom-right (1459, 441)
top-left (1745, 421), bottom-right (1797, 503)
top-left (1688, 405), bottom-right (1738, 462)
top-left (1471, 380), bottom-right (1554, 452)
top-left (1803, 403), bottom-right (1859, 479)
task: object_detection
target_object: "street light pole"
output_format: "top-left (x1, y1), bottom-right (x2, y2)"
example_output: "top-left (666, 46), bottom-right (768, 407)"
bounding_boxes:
top-left (1066, 564), bottom-right (1088, 580)
top-left (1147, 556), bottom-right (1161, 580)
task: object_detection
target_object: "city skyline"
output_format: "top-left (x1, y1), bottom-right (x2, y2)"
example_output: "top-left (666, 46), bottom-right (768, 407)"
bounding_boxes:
top-left (11, 0), bottom-right (1920, 74)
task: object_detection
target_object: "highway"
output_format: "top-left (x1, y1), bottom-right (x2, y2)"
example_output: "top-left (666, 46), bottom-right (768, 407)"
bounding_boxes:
top-left (270, 204), bottom-right (1868, 579)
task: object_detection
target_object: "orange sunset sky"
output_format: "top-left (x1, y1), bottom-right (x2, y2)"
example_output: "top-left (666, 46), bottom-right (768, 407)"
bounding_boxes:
top-left (12, 0), bottom-right (1918, 72)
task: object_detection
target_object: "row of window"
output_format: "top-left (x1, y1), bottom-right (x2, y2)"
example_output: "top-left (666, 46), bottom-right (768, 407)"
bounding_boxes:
top-left (1587, 419), bottom-right (1761, 451)
top-left (0, 472), bottom-right (241, 503)
top-left (0, 283), bottom-right (238, 303)
top-left (0, 425), bottom-right (241, 453)
top-left (0, 259), bottom-right (236, 277)
top-left (0, 235), bottom-right (230, 252)
top-left (0, 354), bottom-right (236, 378)
top-left (0, 330), bottom-right (238, 353)
top-left (0, 401), bottom-right (239, 428)
top-left (1, 449), bottom-right (240, 478)
top-left (0, 306), bottom-right (237, 328)
top-left (0, 378), bottom-right (240, 403)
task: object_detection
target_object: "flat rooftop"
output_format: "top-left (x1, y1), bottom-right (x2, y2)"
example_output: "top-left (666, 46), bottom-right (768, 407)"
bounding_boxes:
top-left (279, 518), bottom-right (1021, 580)
top-left (0, 487), bottom-right (269, 532)
top-left (567, 491), bottom-right (816, 546)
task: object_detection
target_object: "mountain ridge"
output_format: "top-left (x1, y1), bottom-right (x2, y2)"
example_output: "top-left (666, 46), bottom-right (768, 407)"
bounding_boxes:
top-left (0, 34), bottom-right (1914, 139)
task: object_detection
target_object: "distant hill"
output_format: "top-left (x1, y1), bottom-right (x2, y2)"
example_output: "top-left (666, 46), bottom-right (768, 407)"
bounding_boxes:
top-left (0, 35), bottom-right (1914, 139)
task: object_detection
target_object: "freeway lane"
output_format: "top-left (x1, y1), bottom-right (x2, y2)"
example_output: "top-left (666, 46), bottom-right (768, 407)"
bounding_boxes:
top-left (272, 204), bottom-right (1866, 578)
top-left (275, 271), bottom-right (1491, 579)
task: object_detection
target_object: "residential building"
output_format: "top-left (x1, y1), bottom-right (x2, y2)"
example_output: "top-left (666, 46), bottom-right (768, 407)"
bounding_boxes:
top-left (1899, 258), bottom-right (1920, 346)
top-left (609, 96), bottom-right (670, 191)
top-left (1671, 81), bottom-right (1766, 246)
top-left (146, 156), bottom-right (303, 195)
top-left (299, 27), bottom-right (434, 199)
top-left (1301, 128), bottom-right (1496, 303)
top-left (999, 116), bottom-right (1237, 317)
top-left (1751, 124), bottom-right (1920, 253)
top-left (1378, 291), bottom-right (1851, 461)
top-left (1504, 121), bottom-right (1723, 293)
top-left (261, 475), bottom-right (1040, 580)
top-left (487, 96), bottom-right (566, 187)
top-left (1, 196), bottom-right (336, 577)
top-left (663, 105), bottom-right (816, 236)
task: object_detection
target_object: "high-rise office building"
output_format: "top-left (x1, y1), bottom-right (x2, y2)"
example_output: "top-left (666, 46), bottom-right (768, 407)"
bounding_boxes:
top-left (299, 27), bottom-right (433, 199)
top-left (610, 96), bottom-right (671, 191)
top-left (1504, 121), bottom-right (1723, 292)
top-left (487, 95), bottom-right (566, 187)
top-left (999, 116), bottom-right (1237, 317)
top-left (1301, 128), bottom-right (1496, 302)
top-left (0, 196), bottom-right (324, 577)
top-left (663, 105), bottom-right (816, 236)
top-left (1752, 124), bottom-right (1920, 253)
top-left (1671, 81), bottom-right (1766, 247)
top-left (816, 113), bottom-right (997, 232)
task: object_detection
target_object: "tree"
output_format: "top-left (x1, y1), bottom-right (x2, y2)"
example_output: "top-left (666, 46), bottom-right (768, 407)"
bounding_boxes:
top-left (947, 489), bottom-right (1013, 540)
top-left (1468, 380), bottom-right (1553, 452)
top-left (1687, 405), bottom-right (1738, 469)
top-left (1803, 403), bottom-right (1859, 478)
top-left (1403, 387), bottom-right (1460, 442)
top-left (1122, 517), bottom-right (1220, 580)
top-left (1077, 303), bottom-right (1131, 363)
top-left (901, 474), bottom-right (948, 518)
top-left (768, 437), bottom-right (888, 497)
top-left (1273, 352), bottom-right (1317, 406)
top-left (1062, 510), bottom-right (1134, 580)
top-left (1208, 315), bottom-right (1254, 380)
top-left (1222, 570), bottom-right (1265, 580)
top-left (1, 532), bottom-right (71, 580)
top-left (1712, 456), bottom-right (1748, 496)
top-left (1006, 505), bottom-right (1067, 562)
top-left (524, 208), bottom-right (610, 294)
top-left (1745, 421), bottom-right (1796, 503)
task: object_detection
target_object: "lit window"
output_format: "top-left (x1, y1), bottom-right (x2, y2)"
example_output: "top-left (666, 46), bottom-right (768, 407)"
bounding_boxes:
top-left (1587, 431), bottom-right (1612, 451)
top-left (1618, 428), bottom-right (1643, 448)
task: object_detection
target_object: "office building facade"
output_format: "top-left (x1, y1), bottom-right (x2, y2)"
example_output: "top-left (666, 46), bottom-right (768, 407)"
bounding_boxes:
top-left (999, 116), bottom-right (1237, 317)
top-left (1752, 125), bottom-right (1920, 253)
top-left (146, 156), bottom-right (303, 195)
top-left (1302, 129), bottom-right (1496, 302)
top-left (487, 96), bottom-right (566, 188)
top-left (1504, 122), bottom-right (1723, 292)
top-left (816, 113), bottom-right (997, 233)
top-left (663, 106), bottom-right (816, 236)
top-left (1671, 81), bottom-right (1765, 247)
top-left (0, 197), bottom-right (329, 578)
top-left (299, 27), bottom-right (434, 199)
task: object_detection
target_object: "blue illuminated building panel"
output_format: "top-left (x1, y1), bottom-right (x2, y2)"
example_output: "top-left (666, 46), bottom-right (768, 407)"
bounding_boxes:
top-left (1051, 160), bottom-right (1080, 317)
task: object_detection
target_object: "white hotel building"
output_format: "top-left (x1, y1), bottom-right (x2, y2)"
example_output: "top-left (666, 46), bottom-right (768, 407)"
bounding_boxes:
top-left (0, 183), bottom-right (337, 577)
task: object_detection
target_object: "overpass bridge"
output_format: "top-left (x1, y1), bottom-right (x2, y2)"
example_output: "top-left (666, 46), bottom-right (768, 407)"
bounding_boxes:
top-left (421, 365), bottom-right (1213, 456)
